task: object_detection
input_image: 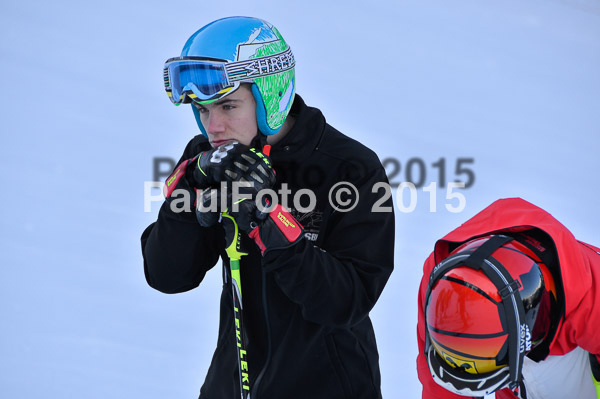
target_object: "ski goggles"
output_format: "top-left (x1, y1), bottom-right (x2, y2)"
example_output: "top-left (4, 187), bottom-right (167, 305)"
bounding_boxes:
top-left (426, 342), bottom-right (512, 397)
top-left (164, 48), bottom-right (295, 105)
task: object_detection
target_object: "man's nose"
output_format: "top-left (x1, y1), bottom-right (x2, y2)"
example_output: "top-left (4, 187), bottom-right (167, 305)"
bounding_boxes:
top-left (206, 112), bottom-right (225, 135)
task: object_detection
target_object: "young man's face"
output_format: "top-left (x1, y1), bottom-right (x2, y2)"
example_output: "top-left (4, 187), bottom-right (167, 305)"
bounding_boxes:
top-left (193, 84), bottom-right (258, 147)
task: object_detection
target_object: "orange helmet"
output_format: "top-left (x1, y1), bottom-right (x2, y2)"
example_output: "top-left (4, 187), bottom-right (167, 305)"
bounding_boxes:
top-left (424, 234), bottom-right (558, 396)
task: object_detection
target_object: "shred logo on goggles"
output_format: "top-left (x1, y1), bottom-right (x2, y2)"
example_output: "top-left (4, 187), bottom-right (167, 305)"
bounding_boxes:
top-left (230, 48), bottom-right (294, 79)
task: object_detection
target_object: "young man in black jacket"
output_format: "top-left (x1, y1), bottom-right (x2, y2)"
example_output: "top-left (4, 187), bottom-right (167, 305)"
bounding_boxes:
top-left (141, 16), bottom-right (395, 399)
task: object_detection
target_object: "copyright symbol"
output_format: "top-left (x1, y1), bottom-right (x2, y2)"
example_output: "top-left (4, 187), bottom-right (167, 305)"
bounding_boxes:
top-left (329, 182), bottom-right (359, 212)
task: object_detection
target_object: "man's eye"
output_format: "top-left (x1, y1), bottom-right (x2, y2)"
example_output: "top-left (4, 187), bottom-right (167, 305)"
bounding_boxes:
top-left (223, 104), bottom-right (235, 110)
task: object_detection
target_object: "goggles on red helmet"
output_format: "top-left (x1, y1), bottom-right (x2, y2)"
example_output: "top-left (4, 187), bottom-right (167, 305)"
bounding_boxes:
top-left (164, 48), bottom-right (295, 105)
top-left (426, 342), bottom-right (514, 397)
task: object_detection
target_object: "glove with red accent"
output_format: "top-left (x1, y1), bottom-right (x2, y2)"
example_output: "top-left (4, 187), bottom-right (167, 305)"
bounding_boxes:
top-left (162, 155), bottom-right (201, 210)
top-left (222, 195), bottom-right (304, 256)
top-left (194, 142), bottom-right (275, 227)
top-left (166, 142), bottom-right (274, 224)
top-left (196, 188), bottom-right (303, 255)
top-left (191, 141), bottom-right (275, 190)
top-left (164, 141), bottom-right (274, 199)
top-left (248, 203), bottom-right (305, 256)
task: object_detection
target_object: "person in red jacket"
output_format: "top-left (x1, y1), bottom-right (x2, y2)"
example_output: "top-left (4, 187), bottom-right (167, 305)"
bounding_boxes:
top-left (417, 198), bottom-right (600, 399)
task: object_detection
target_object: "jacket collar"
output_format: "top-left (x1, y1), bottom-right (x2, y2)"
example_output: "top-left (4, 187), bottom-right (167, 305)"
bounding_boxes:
top-left (269, 94), bottom-right (325, 163)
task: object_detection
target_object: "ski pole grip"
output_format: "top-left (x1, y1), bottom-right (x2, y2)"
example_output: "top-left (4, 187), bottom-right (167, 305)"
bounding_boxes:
top-left (254, 144), bottom-right (273, 221)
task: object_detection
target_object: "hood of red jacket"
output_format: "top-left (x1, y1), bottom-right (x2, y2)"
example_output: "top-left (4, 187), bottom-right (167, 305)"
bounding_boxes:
top-left (432, 197), bottom-right (598, 354)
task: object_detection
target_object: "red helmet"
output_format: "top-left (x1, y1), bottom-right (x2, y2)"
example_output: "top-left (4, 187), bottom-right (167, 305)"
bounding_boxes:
top-left (424, 234), bottom-right (558, 396)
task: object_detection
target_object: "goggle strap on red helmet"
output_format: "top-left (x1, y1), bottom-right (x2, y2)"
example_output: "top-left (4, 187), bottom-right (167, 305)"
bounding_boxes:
top-left (460, 235), bottom-right (513, 271)
top-left (461, 235), bottom-right (526, 391)
top-left (425, 235), bottom-right (527, 394)
top-left (426, 235), bottom-right (514, 305)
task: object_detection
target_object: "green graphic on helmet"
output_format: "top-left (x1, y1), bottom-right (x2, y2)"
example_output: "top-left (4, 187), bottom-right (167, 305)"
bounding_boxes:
top-left (250, 26), bottom-right (295, 132)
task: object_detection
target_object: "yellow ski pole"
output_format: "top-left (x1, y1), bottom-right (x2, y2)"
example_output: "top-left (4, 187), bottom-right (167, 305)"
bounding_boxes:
top-left (221, 211), bottom-right (250, 399)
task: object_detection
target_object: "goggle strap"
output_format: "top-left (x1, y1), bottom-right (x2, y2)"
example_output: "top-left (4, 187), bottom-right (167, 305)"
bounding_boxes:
top-left (224, 47), bottom-right (295, 83)
top-left (461, 235), bottom-right (525, 389)
top-left (461, 235), bottom-right (513, 270)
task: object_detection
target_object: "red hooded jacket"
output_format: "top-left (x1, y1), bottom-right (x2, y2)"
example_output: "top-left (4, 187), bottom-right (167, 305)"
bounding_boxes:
top-left (417, 198), bottom-right (600, 399)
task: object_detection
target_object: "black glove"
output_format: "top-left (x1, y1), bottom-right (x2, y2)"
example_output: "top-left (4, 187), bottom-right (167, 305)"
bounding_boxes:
top-left (191, 142), bottom-right (276, 191)
top-left (194, 143), bottom-right (275, 227)
top-left (249, 203), bottom-right (304, 256)
top-left (195, 186), bottom-right (267, 229)
top-left (195, 188), bottom-right (222, 227)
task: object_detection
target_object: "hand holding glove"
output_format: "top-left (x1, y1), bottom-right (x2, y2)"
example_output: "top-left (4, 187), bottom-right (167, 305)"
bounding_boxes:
top-left (163, 141), bottom-right (275, 203)
top-left (194, 142), bottom-right (302, 254)
top-left (248, 202), bottom-right (305, 256)
top-left (194, 143), bottom-right (276, 227)
top-left (191, 142), bottom-right (276, 190)
top-left (196, 187), bottom-right (304, 256)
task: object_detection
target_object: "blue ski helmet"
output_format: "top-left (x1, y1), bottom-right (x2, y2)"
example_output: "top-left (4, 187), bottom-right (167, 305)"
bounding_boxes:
top-left (163, 16), bottom-right (296, 136)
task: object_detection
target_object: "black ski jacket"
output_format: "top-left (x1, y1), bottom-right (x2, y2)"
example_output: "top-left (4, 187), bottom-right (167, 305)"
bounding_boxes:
top-left (141, 95), bottom-right (395, 399)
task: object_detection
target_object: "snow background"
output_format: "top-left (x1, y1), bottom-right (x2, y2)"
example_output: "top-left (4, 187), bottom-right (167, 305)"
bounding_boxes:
top-left (1, 0), bottom-right (599, 397)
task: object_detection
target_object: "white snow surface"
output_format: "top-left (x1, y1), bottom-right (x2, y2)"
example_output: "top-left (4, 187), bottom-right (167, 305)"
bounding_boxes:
top-left (1, 0), bottom-right (599, 398)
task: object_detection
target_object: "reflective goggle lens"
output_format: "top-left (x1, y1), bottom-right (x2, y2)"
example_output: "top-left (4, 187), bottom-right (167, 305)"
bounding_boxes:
top-left (426, 344), bottom-right (510, 396)
top-left (165, 59), bottom-right (231, 104)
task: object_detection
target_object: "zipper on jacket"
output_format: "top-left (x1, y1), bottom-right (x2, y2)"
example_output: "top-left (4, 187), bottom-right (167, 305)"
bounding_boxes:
top-left (250, 268), bottom-right (272, 398)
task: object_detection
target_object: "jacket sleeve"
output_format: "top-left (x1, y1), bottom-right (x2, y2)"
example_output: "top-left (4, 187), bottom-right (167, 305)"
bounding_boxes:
top-left (141, 137), bottom-right (225, 294)
top-left (261, 166), bottom-right (394, 328)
